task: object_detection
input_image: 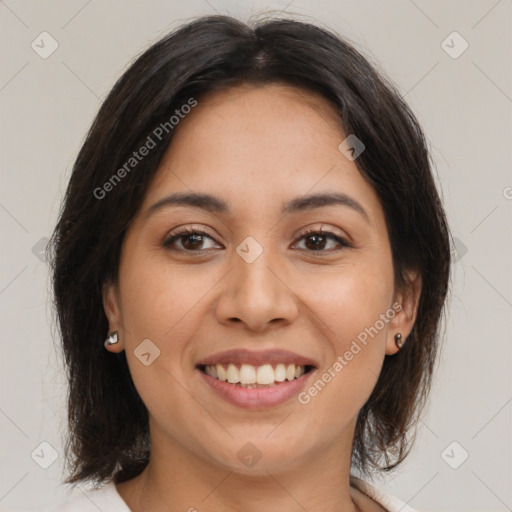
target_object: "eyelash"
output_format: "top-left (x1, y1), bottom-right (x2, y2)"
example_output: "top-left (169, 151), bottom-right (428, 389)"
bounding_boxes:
top-left (162, 226), bottom-right (351, 254)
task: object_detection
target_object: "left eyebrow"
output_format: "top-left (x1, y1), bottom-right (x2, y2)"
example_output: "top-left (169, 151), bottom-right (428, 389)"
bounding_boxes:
top-left (145, 191), bottom-right (370, 224)
top-left (282, 192), bottom-right (370, 224)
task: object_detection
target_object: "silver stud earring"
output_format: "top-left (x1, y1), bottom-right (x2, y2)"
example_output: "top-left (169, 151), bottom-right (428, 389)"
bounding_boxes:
top-left (104, 331), bottom-right (119, 348)
top-left (394, 333), bottom-right (404, 349)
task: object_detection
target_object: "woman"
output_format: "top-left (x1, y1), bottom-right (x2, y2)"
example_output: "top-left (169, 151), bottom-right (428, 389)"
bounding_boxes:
top-left (48, 13), bottom-right (452, 512)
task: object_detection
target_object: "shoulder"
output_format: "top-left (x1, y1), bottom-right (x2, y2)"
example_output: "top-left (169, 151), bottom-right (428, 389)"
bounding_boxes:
top-left (48, 482), bottom-right (131, 512)
top-left (350, 476), bottom-right (420, 512)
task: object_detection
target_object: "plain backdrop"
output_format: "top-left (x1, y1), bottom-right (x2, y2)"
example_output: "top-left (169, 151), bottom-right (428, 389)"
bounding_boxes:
top-left (0, 1), bottom-right (510, 511)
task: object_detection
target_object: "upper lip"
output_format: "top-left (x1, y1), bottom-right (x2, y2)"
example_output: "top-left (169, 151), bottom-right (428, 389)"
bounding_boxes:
top-left (196, 348), bottom-right (318, 368)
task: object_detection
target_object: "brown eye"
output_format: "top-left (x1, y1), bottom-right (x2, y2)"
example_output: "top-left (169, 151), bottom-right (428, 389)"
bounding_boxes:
top-left (294, 229), bottom-right (351, 253)
top-left (163, 229), bottom-right (220, 252)
top-left (180, 233), bottom-right (207, 250)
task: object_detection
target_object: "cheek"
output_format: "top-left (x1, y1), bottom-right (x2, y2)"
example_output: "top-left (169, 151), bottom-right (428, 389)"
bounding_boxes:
top-left (118, 247), bottom-right (214, 340)
top-left (115, 254), bottom-right (204, 425)
top-left (298, 258), bottom-right (393, 399)
top-left (295, 255), bottom-right (394, 417)
top-left (308, 259), bottom-right (394, 345)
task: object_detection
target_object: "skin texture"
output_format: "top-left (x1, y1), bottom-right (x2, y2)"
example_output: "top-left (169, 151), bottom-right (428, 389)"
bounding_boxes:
top-left (103, 83), bottom-right (421, 512)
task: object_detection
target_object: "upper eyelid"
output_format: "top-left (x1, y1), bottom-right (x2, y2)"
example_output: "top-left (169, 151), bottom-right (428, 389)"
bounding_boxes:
top-left (165, 222), bottom-right (347, 238)
top-left (163, 225), bottom-right (349, 249)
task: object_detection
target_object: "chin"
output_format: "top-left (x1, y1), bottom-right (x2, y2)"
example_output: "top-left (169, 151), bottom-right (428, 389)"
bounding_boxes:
top-left (204, 435), bottom-right (312, 476)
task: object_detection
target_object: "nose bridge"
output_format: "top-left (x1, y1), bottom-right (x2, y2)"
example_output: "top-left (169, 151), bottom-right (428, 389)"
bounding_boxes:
top-left (215, 233), bottom-right (298, 330)
top-left (233, 235), bottom-right (281, 303)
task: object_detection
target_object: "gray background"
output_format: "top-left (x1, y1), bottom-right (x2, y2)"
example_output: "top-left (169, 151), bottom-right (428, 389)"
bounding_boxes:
top-left (0, 1), bottom-right (511, 511)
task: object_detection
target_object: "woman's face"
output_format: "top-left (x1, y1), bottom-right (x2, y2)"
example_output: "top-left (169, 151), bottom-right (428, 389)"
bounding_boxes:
top-left (104, 83), bottom-right (420, 475)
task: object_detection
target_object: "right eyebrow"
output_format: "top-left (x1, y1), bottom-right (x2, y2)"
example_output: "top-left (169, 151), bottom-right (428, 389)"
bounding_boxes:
top-left (145, 192), bottom-right (228, 219)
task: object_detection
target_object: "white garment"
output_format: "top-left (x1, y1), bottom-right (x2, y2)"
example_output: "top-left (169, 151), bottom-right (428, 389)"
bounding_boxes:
top-left (350, 477), bottom-right (419, 512)
top-left (49, 477), bottom-right (418, 512)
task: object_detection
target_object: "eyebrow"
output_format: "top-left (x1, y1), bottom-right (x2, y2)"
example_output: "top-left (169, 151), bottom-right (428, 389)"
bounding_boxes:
top-left (145, 191), bottom-right (370, 224)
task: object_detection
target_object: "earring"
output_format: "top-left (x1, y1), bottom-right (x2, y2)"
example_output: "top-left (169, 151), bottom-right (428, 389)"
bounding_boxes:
top-left (104, 331), bottom-right (119, 348)
top-left (394, 333), bottom-right (404, 349)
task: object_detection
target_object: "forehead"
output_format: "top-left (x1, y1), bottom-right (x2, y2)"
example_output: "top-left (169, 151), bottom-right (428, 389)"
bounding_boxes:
top-left (141, 83), bottom-right (383, 229)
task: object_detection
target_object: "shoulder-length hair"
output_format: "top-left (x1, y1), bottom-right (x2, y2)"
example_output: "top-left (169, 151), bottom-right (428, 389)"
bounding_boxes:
top-left (48, 13), bottom-right (452, 486)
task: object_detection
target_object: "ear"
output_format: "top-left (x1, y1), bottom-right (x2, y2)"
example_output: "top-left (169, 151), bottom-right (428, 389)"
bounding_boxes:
top-left (102, 280), bottom-right (125, 353)
top-left (385, 269), bottom-right (422, 355)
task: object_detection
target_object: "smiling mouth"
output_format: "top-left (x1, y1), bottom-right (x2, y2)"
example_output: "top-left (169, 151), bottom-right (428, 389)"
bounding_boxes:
top-left (197, 363), bottom-right (316, 388)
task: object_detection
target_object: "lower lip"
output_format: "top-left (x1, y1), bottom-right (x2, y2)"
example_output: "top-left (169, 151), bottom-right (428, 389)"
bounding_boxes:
top-left (198, 369), bottom-right (316, 409)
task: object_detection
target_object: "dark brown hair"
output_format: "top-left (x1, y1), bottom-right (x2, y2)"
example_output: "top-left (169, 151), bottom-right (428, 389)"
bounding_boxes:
top-left (48, 13), bottom-right (453, 487)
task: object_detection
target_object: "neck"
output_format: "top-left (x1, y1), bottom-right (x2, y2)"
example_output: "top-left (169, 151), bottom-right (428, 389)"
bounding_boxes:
top-left (117, 422), bottom-right (362, 512)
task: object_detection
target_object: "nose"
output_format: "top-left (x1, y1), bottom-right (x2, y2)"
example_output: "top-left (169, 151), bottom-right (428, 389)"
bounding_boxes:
top-left (214, 245), bottom-right (299, 333)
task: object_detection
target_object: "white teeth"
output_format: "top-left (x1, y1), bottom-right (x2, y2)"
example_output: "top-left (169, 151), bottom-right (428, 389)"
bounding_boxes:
top-left (256, 364), bottom-right (275, 385)
top-left (216, 364), bottom-right (227, 381)
top-left (227, 363), bottom-right (240, 384)
top-left (239, 364), bottom-right (256, 385)
top-left (203, 363), bottom-right (308, 386)
top-left (286, 364), bottom-right (296, 381)
top-left (275, 363), bottom-right (287, 382)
